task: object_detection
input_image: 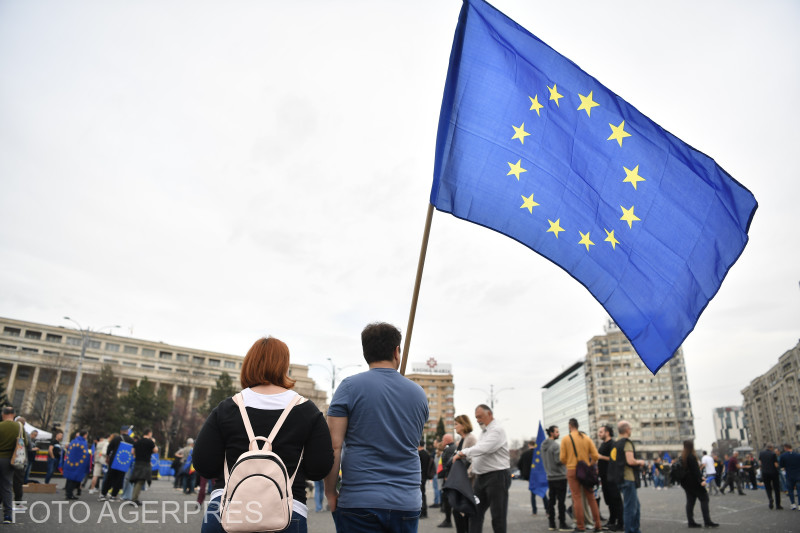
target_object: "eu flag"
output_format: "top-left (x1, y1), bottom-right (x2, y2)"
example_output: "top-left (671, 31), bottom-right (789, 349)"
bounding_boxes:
top-left (110, 441), bottom-right (133, 472)
top-left (431, 0), bottom-right (757, 372)
top-left (62, 436), bottom-right (90, 482)
top-left (528, 422), bottom-right (547, 498)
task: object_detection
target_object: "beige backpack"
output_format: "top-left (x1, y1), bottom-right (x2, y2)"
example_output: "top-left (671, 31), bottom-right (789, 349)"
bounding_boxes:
top-left (220, 392), bottom-right (305, 532)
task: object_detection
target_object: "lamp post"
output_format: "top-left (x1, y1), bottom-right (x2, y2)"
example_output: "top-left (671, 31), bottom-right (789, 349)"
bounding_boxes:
top-left (62, 317), bottom-right (120, 439)
top-left (309, 358), bottom-right (361, 400)
top-left (470, 384), bottom-right (514, 411)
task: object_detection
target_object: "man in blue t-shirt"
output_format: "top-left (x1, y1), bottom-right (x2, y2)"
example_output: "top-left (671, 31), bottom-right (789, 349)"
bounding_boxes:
top-left (325, 322), bottom-right (429, 532)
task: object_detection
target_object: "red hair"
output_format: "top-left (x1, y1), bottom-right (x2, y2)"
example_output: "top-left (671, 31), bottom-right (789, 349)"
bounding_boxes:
top-left (240, 337), bottom-right (296, 389)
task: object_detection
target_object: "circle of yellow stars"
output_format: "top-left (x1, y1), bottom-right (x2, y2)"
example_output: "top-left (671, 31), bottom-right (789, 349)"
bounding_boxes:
top-left (506, 85), bottom-right (644, 252)
top-left (64, 443), bottom-right (89, 468)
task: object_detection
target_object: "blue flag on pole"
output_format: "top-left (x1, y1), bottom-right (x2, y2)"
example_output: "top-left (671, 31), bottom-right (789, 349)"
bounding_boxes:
top-left (431, 0), bottom-right (757, 373)
top-left (529, 422), bottom-right (548, 498)
top-left (110, 441), bottom-right (133, 472)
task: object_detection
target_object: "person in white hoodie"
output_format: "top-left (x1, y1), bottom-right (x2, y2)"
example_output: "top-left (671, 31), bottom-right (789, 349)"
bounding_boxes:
top-left (541, 426), bottom-right (569, 532)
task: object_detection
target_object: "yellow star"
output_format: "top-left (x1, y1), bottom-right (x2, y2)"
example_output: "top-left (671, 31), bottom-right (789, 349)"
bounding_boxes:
top-left (579, 231), bottom-right (595, 251)
top-left (529, 95), bottom-right (544, 116)
top-left (520, 193), bottom-right (539, 213)
top-left (623, 165), bottom-right (646, 190)
top-left (608, 120), bottom-right (631, 147)
top-left (512, 122), bottom-right (530, 144)
top-left (577, 91), bottom-right (600, 117)
top-left (604, 228), bottom-right (620, 250)
top-left (547, 218), bottom-right (564, 238)
top-left (548, 84), bottom-right (563, 107)
top-left (620, 205), bottom-right (641, 228)
top-left (507, 160), bottom-right (527, 180)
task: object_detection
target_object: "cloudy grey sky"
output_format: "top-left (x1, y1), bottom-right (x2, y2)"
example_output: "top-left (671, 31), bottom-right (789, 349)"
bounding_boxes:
top-left (1, 0), bottom-right (798, 451)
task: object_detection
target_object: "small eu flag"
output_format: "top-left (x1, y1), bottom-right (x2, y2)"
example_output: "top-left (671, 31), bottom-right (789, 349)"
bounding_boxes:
top-left (111, 441), bottom-right (133, 472)
top-left (431, 0), bottom-right (757, 372)
top-left (529, 422), bottom-right (548, 498)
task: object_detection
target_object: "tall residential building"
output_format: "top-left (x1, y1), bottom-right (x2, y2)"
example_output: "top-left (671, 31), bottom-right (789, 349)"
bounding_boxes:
top-left (0, 317), bottom-right (328, 436)
top-left (406, 357), bottom-right (455, 436)
top-left (584, 320), bottom-right (695, 457)
top-left (741, 341), bottom-right (800, 452)
top-left (712, 406), bottom-right (748, 446)
top-left (542, 361), bottom-right (590, 434)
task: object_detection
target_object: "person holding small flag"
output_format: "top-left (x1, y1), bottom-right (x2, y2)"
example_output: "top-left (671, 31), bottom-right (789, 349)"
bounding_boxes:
top-left (62, 430), bottom-right (91, 500)
top-left (527, 424), bottom-right (549, 522)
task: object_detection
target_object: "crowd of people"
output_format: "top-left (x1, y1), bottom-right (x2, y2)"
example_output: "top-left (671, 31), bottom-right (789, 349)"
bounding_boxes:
top-left (2, 321), bottom-right (799, 533)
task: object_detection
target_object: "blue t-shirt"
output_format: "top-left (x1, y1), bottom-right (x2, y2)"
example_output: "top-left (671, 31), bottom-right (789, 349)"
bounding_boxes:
top-left (779, 451), bottom-right (800, 477)
top-left (328, 367), bottom-right (428, 511)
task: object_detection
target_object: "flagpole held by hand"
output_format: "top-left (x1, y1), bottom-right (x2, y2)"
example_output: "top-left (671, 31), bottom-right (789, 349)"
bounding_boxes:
top-left (400, 203), bottom-right (434, 376)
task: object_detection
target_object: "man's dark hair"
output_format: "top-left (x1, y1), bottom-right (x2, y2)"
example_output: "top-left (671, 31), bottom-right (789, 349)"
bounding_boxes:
top-left (603, 424), bottom-right (614, 437)
top-left (78, 430), bottom-right (88, 438)
top-left (546, 425), bottom-right (558, 437)
top-left (476, 404), bottom-right (492, 415)
top-left (568, 418), bottom-right (579, 429)
top-left (784, 443), bottom-right (793, 450)
top-left (1, 406), bottom-right (14, 416)
top-left (361, 322), bottom-right (401, 364)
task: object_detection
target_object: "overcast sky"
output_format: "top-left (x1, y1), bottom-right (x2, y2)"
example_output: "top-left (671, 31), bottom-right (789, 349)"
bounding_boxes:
top-left (1, 0), bottom-right (798, 451)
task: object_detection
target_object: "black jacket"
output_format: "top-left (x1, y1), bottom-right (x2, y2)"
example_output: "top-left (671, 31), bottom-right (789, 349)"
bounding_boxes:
top-left (193, 395), bottom-right (333, 504)
top-left (443, 458), bottom-right (477, 516)
top-left (439, 443), bottom-right (457, 479)
top-left (680, 454), bottom-right (705, 496)
top-left (518, 448), bottom-right (533, 480)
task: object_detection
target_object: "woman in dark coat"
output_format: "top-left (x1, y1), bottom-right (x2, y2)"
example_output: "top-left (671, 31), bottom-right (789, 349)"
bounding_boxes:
top-left (680, 439), bottom-right (719, 528)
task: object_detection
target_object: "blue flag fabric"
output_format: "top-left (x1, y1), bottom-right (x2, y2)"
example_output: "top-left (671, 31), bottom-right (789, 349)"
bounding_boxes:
top-left (431, 0), bottom-right (757, 373)
top-left (110, 441), bottom-right (133, 472)
top-left (62, 436), bottom-right (91, 482)
top-left (528, 422), bottom-right (548, 498)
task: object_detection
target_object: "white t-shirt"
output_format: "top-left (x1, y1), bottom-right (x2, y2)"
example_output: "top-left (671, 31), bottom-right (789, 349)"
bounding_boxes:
top-left (701, 454), bottom-right (716, 475)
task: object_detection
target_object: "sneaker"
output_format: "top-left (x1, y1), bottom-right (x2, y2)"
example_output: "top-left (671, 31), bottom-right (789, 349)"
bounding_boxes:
top-left (437, 520), bottom-right (453, 528)
top-left (12, 506), bottom-right (26, 512)
top-left (792, 504), bottom-right (797, 510)
top-left (3, 517), bottom-right (11, 524)
top-left (776, 505), bottom-right (784, 510)
top-left (688, 523), bottom-right (702, 528)
top-left (559, 525), bottom-right (572, 532)
top-left (97, 495), bottom-right (107, 501)
top-left (769, 501), bottom-right (774, 509)
top-left (108, 496), bottom-right (119, 502)
top-left (705, 522), bottom-right (719, 528)
top-left (88, 489), bottom-right (97, 494)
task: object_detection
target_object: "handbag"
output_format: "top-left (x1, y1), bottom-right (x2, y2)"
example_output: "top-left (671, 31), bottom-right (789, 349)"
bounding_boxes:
top-left (569, 434), bottom-right (597, 488)
top-left (12, 423), bottom-right (27, 471)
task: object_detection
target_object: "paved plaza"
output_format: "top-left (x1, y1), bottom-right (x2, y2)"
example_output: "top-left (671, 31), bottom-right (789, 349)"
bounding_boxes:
top-left (11, 477), bottom-right (799, 532)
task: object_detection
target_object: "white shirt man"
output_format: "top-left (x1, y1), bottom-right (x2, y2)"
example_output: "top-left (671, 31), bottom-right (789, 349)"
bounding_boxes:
top-left (455, 404), bottom-right (510, 533)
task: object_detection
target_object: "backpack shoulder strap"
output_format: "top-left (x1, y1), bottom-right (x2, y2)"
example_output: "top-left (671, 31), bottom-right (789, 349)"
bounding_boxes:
top-left (569, 434), bottom-right (578, 457)
top-left (232, 392), bottom-right (256, 443)
top-left (266, 394), bottom-right (304, 444)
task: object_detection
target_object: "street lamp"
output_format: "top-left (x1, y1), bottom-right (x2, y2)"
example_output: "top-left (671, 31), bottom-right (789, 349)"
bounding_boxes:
top-left (470, 384), bottom-right (514, 411)
top-left (62, 317), bottom-right (120, 439)
top-left (308, 358), bottom-right (362, 400)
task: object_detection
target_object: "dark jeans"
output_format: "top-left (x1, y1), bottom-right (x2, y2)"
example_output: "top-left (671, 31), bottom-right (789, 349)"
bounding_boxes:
top-left (620, 480), bottom-right (641, 533)
top-left (202, 496), bottom-right (307, 533)
top-left (65, 479), bottom-right (81, 498)
top-left (786, 476), bottom-right (800, 505)
top-left (763, 473), bottom-right (781, 507)
top-left (44, 457), bottom-right (57, 484)
top-left (420, 480), bottom-right (428, 516)
top-left (546, 478), bottom-right (567, 524)
top-left (683, 486), bottom-right (711, 525)
top-left (469, 469), bottom-right (511, 533)
top-left (601, 479), bottom-right (624, 527)
top-left (101, 468), bottom-right (125, 497)
top-left (721, 471), bottom-right (743, 494)
top-left (332, 506), bottom-right (419, 533)
top-left (12, 466), bottom-right (23, 503)
top-left (530, 491), bottom-right (549, 514)
top-left (0, 458), bottom-right (13, 519)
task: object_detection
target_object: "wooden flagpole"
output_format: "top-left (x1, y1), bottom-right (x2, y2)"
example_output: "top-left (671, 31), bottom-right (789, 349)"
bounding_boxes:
top-left (400, 203), bottom-right (434, 376)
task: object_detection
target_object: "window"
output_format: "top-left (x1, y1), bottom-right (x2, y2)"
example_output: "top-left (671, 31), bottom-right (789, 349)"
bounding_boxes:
top-left (193, 370), bottom-right (205, 376)
top-left (123, 345), bottom-right (138, 355)
top-left (87, 340), bottom-right (101, 349)
top-left (24, 330), bottom-right (42, 340)
top-left (224, 361), bottom-right (236, 369)
top-left (21, 347), bottom-right (38, 353)
top-left (60, 373), bottom-right (73, 385)
top-left (106, 343), bottom-right (119, 352)
top-left (209, 359), bottom-right (220, 367)
top-left (12, 390), bottom-right (25, 412)
top-left (103, 358), bottom-right (118, 364)
top-left (122, 361), bottom-right (137, 367)
top-left (159, 366), bottom-right (173, 372)
top-left (176, 353), bottom-right (189, 362)
top-left (0, 344), bottom-right (16, 350)
top-left (54, 394), bottom-right (68, 421)
top-left (43, 350), bottom-right (59, 356)
top-left (193, 356), bottom-right (205, 365)
top-left (46, 333), bottom-right (62, 343)
top-left (159, 351), bottom-right (173, 360)
top-left (3, 327), bottom-right (20, 337)
top-left (142, 348), bottom-right (155, 357)
top-left (141, 364), bottom-right (154, 369)
top-left (16, 369), bottom-right (31, 380)
top-left (66, 337), bottom-right (81, 346)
